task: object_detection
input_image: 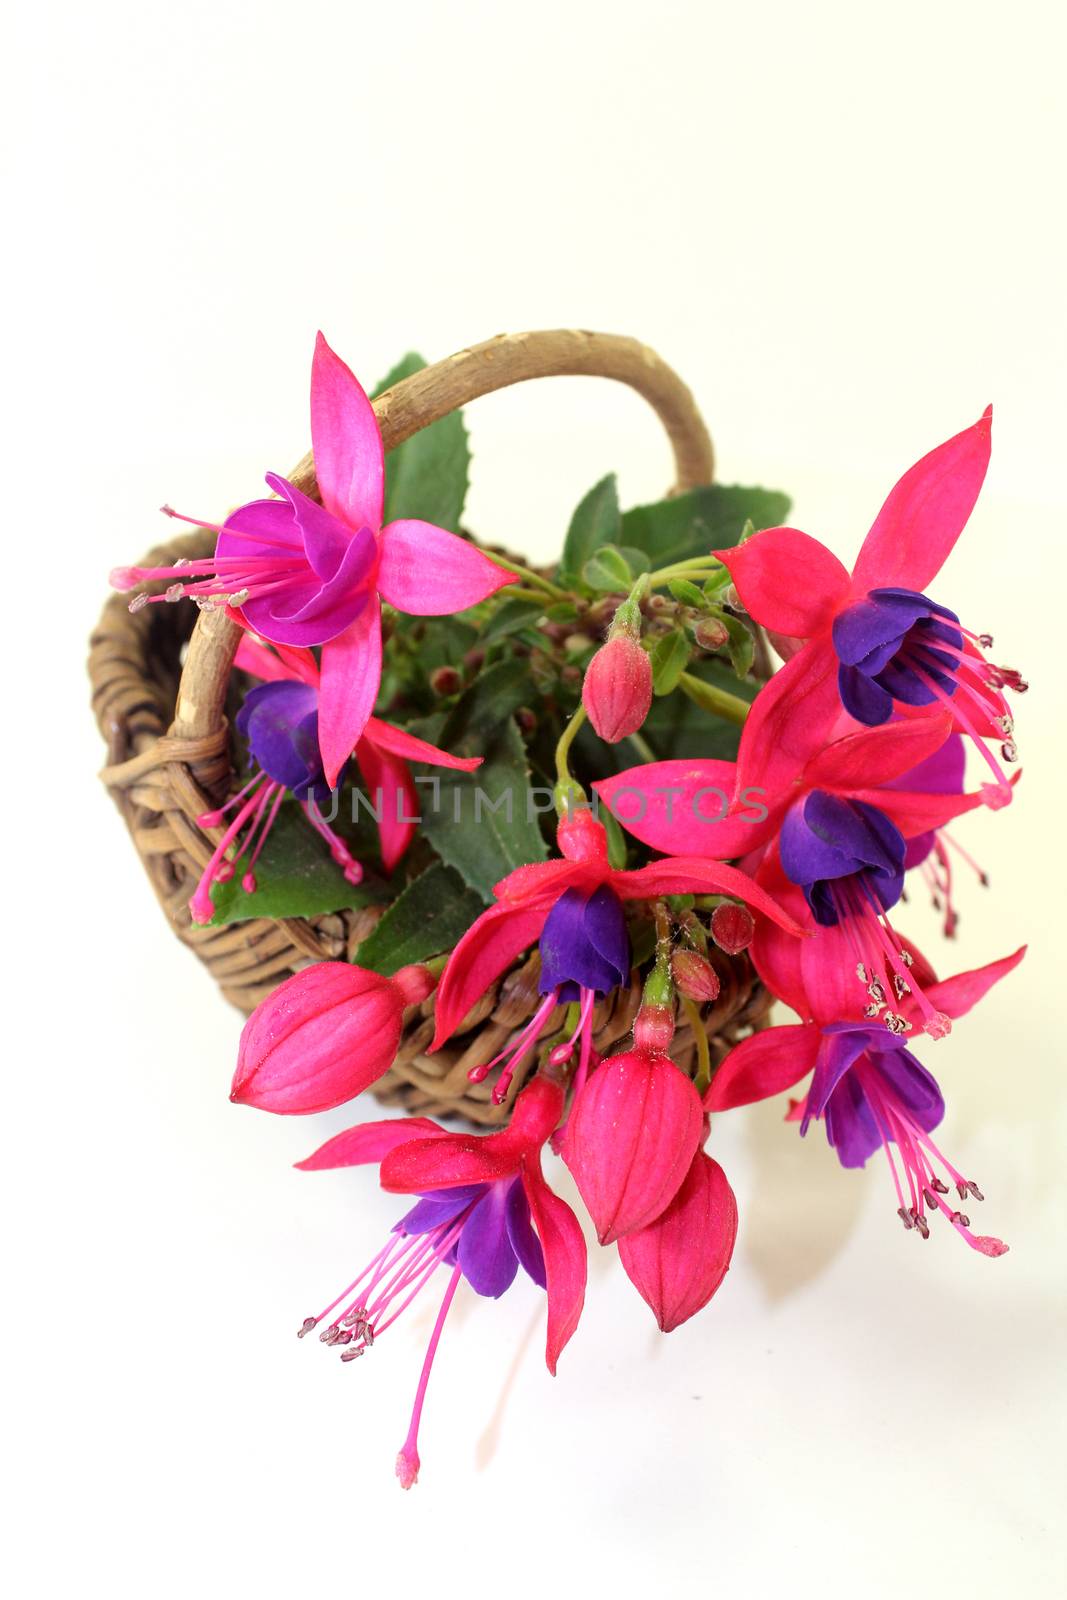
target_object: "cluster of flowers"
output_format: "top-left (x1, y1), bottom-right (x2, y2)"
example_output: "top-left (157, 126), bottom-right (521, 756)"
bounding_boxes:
top-left (112, 337), bottom-right (1026, 1488)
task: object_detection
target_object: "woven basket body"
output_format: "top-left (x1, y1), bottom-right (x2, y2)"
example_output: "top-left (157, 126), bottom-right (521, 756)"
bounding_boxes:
top-left (89, 330), bottom-right (772, 1124)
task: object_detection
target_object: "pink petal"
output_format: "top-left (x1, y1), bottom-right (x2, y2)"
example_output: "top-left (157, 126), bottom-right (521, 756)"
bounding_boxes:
top-left (748, 852), bottom-right (813, 1017)
top-left (923, 945), bottom-right (1026, 1022)
top-left (801, 713), bottom-right (954, 793)
top-left (848, 783), bottom-right (984, 839)
top-left (494, 859), bottom-right (594, 908)
top-left (317, 594), bottom-right (382, 789)
top-left (563, 1049), bottom-right (704, 1244)
top-left (309, 332), bottom-right (384, 532)
top-left (234, 634), bottom-right (319, 687)
top-left (430, 901), bottom-right (551, 1049)
top-left (733, 636), bottom-right (854, 806)
top-left (295, 1116), bottom-right (446, 1171)
top-left (713, 527), bottom-right (852, 637)
top-left (363, 716), bottom-right (482, 772)
top-left (703, 1024), bottom-right (821, 1111)
top-left (380, 1130), bottom-right (522, 1192)
top-left (377, 520), bottom-right (516, 614)
top-left (617, 1151), bottom-right (737, 1331)
top-left (594, 760), bottom-right (778, 859)
top-left (521, 1155), bottom-right (587, 1373)
top-left (353, 738), bottom-right (417, 876)
top-left (850, 408), bottom-right (992, 594)
top-left (611, 857), bottom-right (807, 937)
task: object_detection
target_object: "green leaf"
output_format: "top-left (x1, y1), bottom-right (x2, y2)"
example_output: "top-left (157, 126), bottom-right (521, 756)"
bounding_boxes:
top-left (621, 483), bottom-right (791, 568)
top-left (433, 658), bottom-right (534, 751)
top-left (668, 578), bottom-right (706, 607)
top-left (582, 545), bottom-right (634, 592)
top-left (649, 630), bottom-right (690, 695)
top-left (373, 353), bottom-right (470, 533)
top-left (559, 475), bottom-right (621, 580)
top-left (481, 594), bottom-right (553, 640)
top-left (641, 658), bottom-right (757, 762)
top-left (421, 718), bottom-right (549, 899)
top-left (207, 801), bottom-right (381, 926)
top-left (353, 863), bottom-right (484, 976)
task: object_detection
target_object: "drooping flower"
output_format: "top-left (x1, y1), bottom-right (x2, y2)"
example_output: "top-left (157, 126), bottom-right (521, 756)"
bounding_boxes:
top-left (562, 1001), bottom-right (704, 1243)
top-left (188, 633), bottom-right (481, 924)
top-left (429, 807), bottom-right (807, 1106)
top-left (705, 943), bottom-right (1025, 1252)
top-left (710, 410), bottom-right (1025, 810)
top-left (616, 1148), bottom-right (737, 1330)
top-left (231, 960), bottom-right (435, 1114)
top-left (111, 333), bottom-right (515, 784)
top-left (296, 1075), bottom-right (585, 1486)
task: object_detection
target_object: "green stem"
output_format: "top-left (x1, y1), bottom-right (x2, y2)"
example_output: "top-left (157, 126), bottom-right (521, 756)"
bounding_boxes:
top-left (645, 556), bottom-right (726, 587)
top-left (678, 671), bottom-right (750, 726)
top-left (554, 704), bottom-right (587, 787)
top-left (681, 992), bottom-right (713, 1094)
top-left (488, 553), bottom-right (568, 600)
top-left (625, 729), bottom-right (657, 764)
top-left (506, 585), bottom-right (554, 604)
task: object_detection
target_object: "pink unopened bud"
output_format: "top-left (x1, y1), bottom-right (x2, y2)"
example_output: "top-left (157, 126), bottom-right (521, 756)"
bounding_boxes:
top-left (672, 950), bottom-right (722, 1003)
top-left (710, 903), bottom-right (755, 955)
top-left (582, 634), bottom-right (653, 743)
top-left (232, 962), bottom-right (435, 1114)
top-left (633, 1002), bottom-right (675, 1053)
top-left (618, 1150), bottom-right (737, 1331)
top-left (562, 1044), bottom-right (702, 1243)
top-left (693, 616), bottom-right (730, 650)
top-left (556, 807), bottom-right (609, 864)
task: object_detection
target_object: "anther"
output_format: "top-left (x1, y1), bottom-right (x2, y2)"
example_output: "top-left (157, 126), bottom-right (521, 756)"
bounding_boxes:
top-left (951, 1211), bottom-right (971, 1228)
top-left (296, 1317), bottom-right (317, 1339)
top-left (164, 583), bottom-right (184, 602)
top-left (340, 1347), bottom-right (365, 1362)
top-left (128, 593), bottom-right (150, 613)
top-left (898, 1207), bottom-right (914, 1230)
top-left (978, 633), bottom-right (994, 648)
top-left (930, 1176), bottom-right (950, 1194)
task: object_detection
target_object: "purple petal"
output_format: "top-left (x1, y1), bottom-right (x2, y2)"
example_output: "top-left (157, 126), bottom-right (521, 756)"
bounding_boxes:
top-left (838, 663), bottom-right (894, 725)
top-left (823, 1071), bottom-right (883, 1167)
top-left (264, 472), bottom-right (355, 581)
top-left (538, 886), bottom-right (629, 998)
top-left (873, 1048), bottom-right (945, 1134)
top-left (832, 596), bottom-right (927, 666)
top-left (504, 1177), bottom-right (546, 1288)
top-left (458, 1184), bottom-right (520, 1298)
top-left (885, 732), bottom-right (966, 796)
top-left (804, 1026), bottom-right (880, 1123)
top-left (399, 1186), bottom-right (485, 1237)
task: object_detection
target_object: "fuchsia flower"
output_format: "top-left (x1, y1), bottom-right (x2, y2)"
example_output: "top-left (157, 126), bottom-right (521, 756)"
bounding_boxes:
top-left (430, 806), bottom-right (807, 1105)
top-left (617, 1148), bottom-right (737, 1331)
top-left (597, 716), bottom-right (1011, 1039)
top-left (188, 633), bottom-right (481, 924)
top-left (231, 960), bottom-right (435, 1114)
top-left (706, 410), bottom-right (1026, 813)
top-left (294, 1074), bottom-right (584, 1487)
top-left (112, 333), bottom-right (515, 785)
top-left (705, 945), bottom-right (1025, 1253)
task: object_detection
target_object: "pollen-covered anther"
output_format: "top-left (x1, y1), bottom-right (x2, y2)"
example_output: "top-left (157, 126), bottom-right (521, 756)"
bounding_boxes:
top-left (910, 1209), bottom-right (930, 1239)
top-left (957, 1179), bottom-right (985, 1202)
top-left (1000, 739), bottom-right (1018, 763)
top-left (296, 1317), bottom-right (318, 1339)
top-left (128, 592), bottom-right (150, 613)
top-left (340, 1346), bottom-right (365, 1363)
top-left (164, 583), bottom-right (184, 602)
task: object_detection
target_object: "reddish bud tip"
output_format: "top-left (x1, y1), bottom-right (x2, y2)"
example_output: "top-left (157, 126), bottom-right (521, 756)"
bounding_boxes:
top-left (582, 635), bottom-right (653, 743)
top-left (633, 1003), bottom-right (675, 1054)
top-left (710, 903), bottom-right (755, 955)
top-left (429, 666), bottom-right (462, 696)
top-left (557, 807), bottom-right (609, 864)
top-left (672, 950), bottom-right (721, 1003)
top-left (693, 617), bottom-right (729, 650)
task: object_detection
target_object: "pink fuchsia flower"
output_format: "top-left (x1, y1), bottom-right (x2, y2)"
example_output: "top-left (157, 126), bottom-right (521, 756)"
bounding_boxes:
top-left (593, 709), bottom-right (984, 864)
top-left (582, 632), bottom-right (653, 743)
top-left (231, 960), bottom-right (435, 1114)
top-left (297, 1075), bottom-right (585, 1486)
top-left (111, 333), bottom-right (515, 785)
top-left (709, 410), bottom-right (1025, 812)
top-left (617, 1148), bottom-right (737, 1330)
top-left (429, 807), bottom-right (807, 1106)
top-left (562, 1001), bottom-right (704, 1243)
top-left (704, 945), bottom-right (1024, 1253)
top-left (188, 632), bottom-right (481, 924)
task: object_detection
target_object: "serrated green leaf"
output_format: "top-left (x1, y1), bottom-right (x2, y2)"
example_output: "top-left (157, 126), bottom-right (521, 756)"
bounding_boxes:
top-left (373, 353), bottom-right (470, 532)
top-left (583, 545), bottom-right (633, 591)
top-left (207, 801), bottom-right (382, 926)
top-left (481, 594), bottom-right (552, 640)
top-left (649, 630), bottom-right (690, 696)
top-left (620, 484), bottom-right (791, 568)
top-left (420, 718), bottom-right (549, 899)
top-left (559, 475), bottom-right (621, 580)
top-left (353, 863), bottom-right (484, 976)
top-left (668, 578), bottom-right (706, 607)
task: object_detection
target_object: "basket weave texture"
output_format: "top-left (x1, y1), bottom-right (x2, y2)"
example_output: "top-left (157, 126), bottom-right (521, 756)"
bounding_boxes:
top-left (88, 331), bottom-right (773, 1125)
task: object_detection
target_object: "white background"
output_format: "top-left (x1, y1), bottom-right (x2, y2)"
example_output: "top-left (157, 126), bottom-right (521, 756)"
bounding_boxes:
top-left (5, 2), bottom-right (1065, 1595)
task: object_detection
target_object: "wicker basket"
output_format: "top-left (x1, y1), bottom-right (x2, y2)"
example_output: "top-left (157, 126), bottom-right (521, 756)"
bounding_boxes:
top-left (88, 329), bottom-right (772, 1124)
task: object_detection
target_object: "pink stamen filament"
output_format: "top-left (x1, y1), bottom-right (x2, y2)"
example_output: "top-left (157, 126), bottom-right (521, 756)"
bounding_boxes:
top-left (467, 990), bottom-right (561, 1091)
top-left (905, 661), bottom-right (1013, 799)
top-left (396, 1264), bottom-right (464, 1490)
top-left (304, 799), bottom-right (363, 883)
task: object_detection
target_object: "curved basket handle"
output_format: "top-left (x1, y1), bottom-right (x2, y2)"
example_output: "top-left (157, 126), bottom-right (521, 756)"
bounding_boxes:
top-left (171, 329), bottom-right (714, 743)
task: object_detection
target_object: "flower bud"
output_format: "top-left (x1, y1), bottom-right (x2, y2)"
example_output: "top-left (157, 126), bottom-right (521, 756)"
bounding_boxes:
top-left (429, 665), bottom-right (461, 696)
top-left (618, 1150), bottom-right (737, 1331)
top-left (672, 950), bottom-right (722, 1003)
top-left (582, 634), bottom-right (653, 743)
top-left (232, 962), bottom-right (434, 1114)
top-left (562, 1045), bottom-right (702, 1243)
top-left (710, 903), bottom-right (755, 954)
top-left (693, 616), bottom-right (730, 650)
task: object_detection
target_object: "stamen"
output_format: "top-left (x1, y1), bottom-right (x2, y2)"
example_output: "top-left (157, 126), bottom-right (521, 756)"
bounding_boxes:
top-left (395, 1263), bottom-right (464, 1492)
